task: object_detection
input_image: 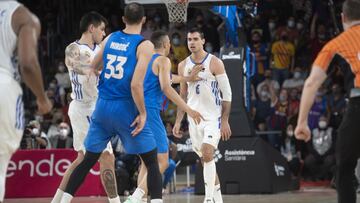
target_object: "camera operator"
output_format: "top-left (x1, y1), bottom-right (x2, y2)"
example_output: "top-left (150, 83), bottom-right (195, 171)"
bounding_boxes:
top-left (20, 120), bottom-right (50, 149)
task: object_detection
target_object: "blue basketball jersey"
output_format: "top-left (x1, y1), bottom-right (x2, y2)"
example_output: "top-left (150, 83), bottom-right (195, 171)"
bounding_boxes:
top-left (98, 31), bottom-right (144, 100)
top-left (144, 53), bottom-right (163, 110)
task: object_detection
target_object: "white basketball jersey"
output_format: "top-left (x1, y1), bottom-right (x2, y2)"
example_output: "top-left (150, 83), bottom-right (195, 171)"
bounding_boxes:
top-left (184, 53), bottom-right (222, 121)
top-left (68, 42), bottom-right (100, 103)
top-left (0, 1), bottom-right (21, 82)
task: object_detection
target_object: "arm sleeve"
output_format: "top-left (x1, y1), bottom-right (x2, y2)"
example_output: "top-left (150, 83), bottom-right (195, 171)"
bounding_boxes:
top-left (216, 73), bottom-right (232, 102)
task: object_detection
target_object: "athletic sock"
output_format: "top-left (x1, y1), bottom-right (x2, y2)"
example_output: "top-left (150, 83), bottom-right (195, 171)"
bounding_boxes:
top-left (51, 188), bottom-right (64, 203)
top-left (150, 199), bottom-right (163, 203)
top-left (132, 188), bottom-right (145, 201)
top-left (213, 184), bottom-right (223, 203)
top-left (108, 196), bottom-right (121, 203)
top-left (203, 160), bottom-right (216, 200)
top-left (59, 192), bottom-right (73, 203)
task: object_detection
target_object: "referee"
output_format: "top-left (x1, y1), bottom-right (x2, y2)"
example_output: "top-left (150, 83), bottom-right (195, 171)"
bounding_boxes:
top-left (295, 0), bottom-right (360, 203)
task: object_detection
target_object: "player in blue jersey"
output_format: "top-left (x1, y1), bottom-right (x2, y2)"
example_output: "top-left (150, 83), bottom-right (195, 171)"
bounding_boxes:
top-left (60, 3), bottom-right (163, 203)
top-left (126, 31), bottom-right (204, 203)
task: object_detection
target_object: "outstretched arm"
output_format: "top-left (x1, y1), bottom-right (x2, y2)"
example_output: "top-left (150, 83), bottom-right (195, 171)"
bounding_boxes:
top-left (158, 57), bottom-right (203, 124)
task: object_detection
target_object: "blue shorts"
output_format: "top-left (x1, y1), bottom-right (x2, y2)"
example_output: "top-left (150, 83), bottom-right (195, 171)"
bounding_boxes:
top-left (146, 108), bottom-right (168, 153)
top-left (84, 98), bottom-right (156, 154)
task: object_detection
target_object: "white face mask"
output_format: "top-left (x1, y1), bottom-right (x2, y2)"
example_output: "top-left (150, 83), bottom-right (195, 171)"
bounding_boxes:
top-left (287, 130), bottom-right (294, 137)
top-left (318, 121), bottom-right (327, 129)
top-left (172, 38), bottom-right (180, 46)
top-left (294, 72), bottom-right (301, 79)
top-left (287, 20), bottom-right (295, 28)
top-left (296, 23), bottom-right (304, 30)
top-left (59, 129), bottom-right (69, 139)
top-left (268, 22), bottom-right (276, 30)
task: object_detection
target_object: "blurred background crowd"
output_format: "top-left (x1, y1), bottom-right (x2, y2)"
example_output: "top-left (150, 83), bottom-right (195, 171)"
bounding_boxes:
top-left (17, 0), bottom-right (348, 191)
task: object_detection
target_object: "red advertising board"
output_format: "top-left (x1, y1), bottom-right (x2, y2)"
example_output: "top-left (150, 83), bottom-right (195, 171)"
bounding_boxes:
top-left (5, 149), bottom-right (106, 198)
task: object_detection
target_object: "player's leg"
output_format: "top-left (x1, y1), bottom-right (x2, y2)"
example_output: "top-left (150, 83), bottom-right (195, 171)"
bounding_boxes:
top-left (99, 149), bottom-right (120, 202)
top-left (51, 151), bottom-right (84, 203)
top-left (0, 83), bottom-right (24, 203)
top-left (0, 153), bottom-right (12, 203)
top-left (52, 101), bottom-right (86, 203)
top-left (201, 120), bottom-right (222, 203)
top-left (201, 143), bottom-right (216, 203)
top-left (60, 98), bottom-right (115, 203)
top-left (132, 152), bottom-right (169, 202)
top-left (129, 109), bottom-right (169, 202)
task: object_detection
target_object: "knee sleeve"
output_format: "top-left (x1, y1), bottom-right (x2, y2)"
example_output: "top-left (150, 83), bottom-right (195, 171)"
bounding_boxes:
top-left (65, 151), bottom-right (101, 195)
top-left (139, 148), bottom-right (162, 200)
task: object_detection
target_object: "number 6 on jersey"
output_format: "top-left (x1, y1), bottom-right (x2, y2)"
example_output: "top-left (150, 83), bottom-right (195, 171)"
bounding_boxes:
top-left (104, 54), bottom-right (127, 79)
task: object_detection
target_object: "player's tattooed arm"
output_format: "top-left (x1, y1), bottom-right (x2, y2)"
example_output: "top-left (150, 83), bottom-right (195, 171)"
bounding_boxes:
top-left (65, 44), bottom-right (87, 75)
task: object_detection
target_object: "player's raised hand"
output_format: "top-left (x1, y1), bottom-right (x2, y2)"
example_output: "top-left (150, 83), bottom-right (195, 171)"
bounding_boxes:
top-left (220, 120), bottom-right (231, 141)
top-left (188, 65), bottom-right (203, 82)
top-left (130, 113), bottom-right (146, 136)
top-left (36, 96), bottom-right (52, 115)
top-left (187, 109), bottom-right (204, 125)
top-left (172, 122), bottom-right (183, 138)
top-left (295, 123), bottom-right (311, 142)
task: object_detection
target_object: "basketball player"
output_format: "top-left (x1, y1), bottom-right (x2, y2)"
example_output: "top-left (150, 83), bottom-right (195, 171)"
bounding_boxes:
top-left (60, 3), bottom-right (163, 203)
top-left (295, 1), bottom-right (360, 203)
top-left (0, 1), bottom-right (52, 202)
top-left (127, 31), bottom-right (203, 203)
top-left (51, 12), bottom-right (120, 203)
top-left (173, 28), bottom-right (232, 203)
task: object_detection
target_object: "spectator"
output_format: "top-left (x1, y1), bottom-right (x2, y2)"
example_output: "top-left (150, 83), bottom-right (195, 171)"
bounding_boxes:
top-left (290, 0), bottom-right (313, 23)
top-left (308, 92), bottom-right (328, 130)
top-left (256, 69), bottom-right (280, 96)
top-left (310, 14), bottom-right (329, 61)
top-left (282, 67), bottom-right (305, 91)
top-left (304, 116), bottom-right (336, 180)
top-left (268, 88), bottom-right (289, 150)
top-left (280, 124), bottom-right (302, 176)
top-left (47, 79), bottom-right (66, 107)
top-left (270, 30), bottom-right (295, 85)
top-left (288, 88), bottom-right (300, 118)
top-left (253, 84), bottom-right (276, 125)
top-left (170, 32), bottom-right (189, 72)
top-left (48, 122), bottom-right (72, 148)
top-left (275, 16), bottom-right (299, 44)
top-left (54, 61), bottom-right (71, 90)
top-left (250, 31), bottom-right (269, 86)
top-left (20, 120), bottom-right (50, 149)
top-left (267, 18), bottom-right (278, 42)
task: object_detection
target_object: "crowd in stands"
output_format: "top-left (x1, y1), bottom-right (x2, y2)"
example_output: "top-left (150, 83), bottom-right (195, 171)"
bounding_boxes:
top-left (18, 0), bottom-right (348, 186)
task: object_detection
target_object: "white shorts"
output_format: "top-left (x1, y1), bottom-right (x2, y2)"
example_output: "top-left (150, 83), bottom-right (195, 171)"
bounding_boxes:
top-left (68, 100), bottom-right (112, 153)
top-left (0, 76), bottom-right (24, 155)
top-left (188, 117), bottom-right (221, 157)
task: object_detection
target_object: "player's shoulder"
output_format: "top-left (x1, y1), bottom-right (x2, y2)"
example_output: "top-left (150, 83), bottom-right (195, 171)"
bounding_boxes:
top-left (324, 31), bottom-right (351, 50)
top-left (210, 54), bottom-right (224, 65)
top-left (65, 42), bottom-right (80, 51)
top-left (156, 55), bottom-right (171, 64)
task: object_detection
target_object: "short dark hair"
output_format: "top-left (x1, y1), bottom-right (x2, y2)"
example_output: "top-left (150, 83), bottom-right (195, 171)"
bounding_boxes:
top-left (124, 3), bottom-right (145, 25)
top-left (79, 11), bottom-right (108, 34)
top-left (187, 27), bottom-right (204, 39)
top-left (343, 0), bottom-right (360, 21)
top-left (151, 31), bottom-right (168, 49)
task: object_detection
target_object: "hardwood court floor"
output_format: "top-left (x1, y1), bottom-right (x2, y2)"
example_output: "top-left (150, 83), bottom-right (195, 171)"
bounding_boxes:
top-left (5, 188), bottom-right (360, 203)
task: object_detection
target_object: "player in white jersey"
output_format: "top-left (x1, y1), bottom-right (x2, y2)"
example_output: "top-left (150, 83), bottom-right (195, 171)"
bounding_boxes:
top-left (173, 28), bottom-right (232, 203)
top-left (0, 1), bottom-right (52, 202)
top-left (51, 12), bottom-right (120, 203)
